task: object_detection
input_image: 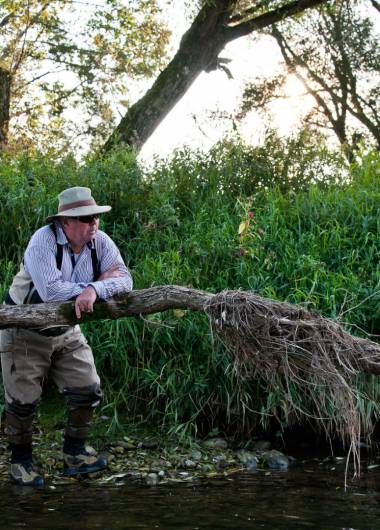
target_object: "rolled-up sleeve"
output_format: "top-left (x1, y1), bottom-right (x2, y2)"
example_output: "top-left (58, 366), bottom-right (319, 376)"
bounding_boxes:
top-left (89, 232), bottom-right (133, 300)
top-left (23, 227), bottom-right (132, 302)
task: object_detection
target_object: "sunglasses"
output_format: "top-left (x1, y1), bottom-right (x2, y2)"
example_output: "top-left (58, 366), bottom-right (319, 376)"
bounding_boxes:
top-left (70, 214), bottom-right (99, 224)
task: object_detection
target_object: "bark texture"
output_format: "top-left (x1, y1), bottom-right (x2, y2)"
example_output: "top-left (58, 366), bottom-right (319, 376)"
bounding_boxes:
top-left (0, 66), bottom-right (11, 147)
top-left (103, 0), bottom-right (327, 153)
top-left (0, 285), bottom-right (213, 329)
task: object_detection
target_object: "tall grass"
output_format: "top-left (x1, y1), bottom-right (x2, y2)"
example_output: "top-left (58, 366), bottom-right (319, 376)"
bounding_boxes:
top-left (0, 137), bottom-right (379, 439)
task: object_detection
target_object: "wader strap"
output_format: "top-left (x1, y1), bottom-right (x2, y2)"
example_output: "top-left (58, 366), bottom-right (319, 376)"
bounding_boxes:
top-left (50, 222), bottom-right (63, 270)
top-left (91, 243), bottom-right (100, 281)
top-left (5, 224), bottom-right (99, 304)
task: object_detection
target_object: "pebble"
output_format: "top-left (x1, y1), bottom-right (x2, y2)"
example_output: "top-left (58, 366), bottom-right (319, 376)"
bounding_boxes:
top-left (203, 438), bottom-right (228, 450)
top-left (146, 473), bottom-right (159, 486)
top-left (179, 458), bottom-right (197, 469)
top-left (236, 450), bottom-right (258, 468)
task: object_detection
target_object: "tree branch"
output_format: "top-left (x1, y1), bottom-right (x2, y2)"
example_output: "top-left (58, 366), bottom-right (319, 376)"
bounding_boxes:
top-left (0, 286), bottom-right (213, 329)
top-left (226, 0), bottom-right (326, 40)
top-left (271, 27), bottom-right (339, 128)
top-left (371, 0), bottom-right (380, 14)
top-left (2, 284), bottom-right (380, 382)
top-left (103, 0), bottom-right (329, 153)
top-left (1, 0), bottom-right (54, 67)
top-left (228, 1), bottom-right (268, 25)
top-left (0, 12), bottom-right (13, 28)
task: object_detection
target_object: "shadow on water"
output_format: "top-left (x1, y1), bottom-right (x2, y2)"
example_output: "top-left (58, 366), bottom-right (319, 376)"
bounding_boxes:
top-left (2, 461), bottom-right (380, 530)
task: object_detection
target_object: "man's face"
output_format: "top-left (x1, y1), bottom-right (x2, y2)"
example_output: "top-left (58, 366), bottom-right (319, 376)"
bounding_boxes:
top-left (62, 215), bottom-right (100, 249)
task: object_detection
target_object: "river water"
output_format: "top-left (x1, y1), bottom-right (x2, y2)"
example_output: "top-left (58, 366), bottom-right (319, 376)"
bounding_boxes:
top-left (1, 459), bottom-right (380, 530)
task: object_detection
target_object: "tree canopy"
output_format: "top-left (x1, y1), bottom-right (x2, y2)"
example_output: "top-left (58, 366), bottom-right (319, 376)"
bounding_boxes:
top-left (238, 0), bottom-right (380, 158)
top-left (0, 0), bottom-right (169, 152)
top-left (102, 0), bottom-right (329, 153)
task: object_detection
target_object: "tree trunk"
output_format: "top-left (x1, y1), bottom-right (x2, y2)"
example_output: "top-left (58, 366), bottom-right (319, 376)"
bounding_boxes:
top-left (102, 0), bottom-right (328, 153)
top-left (103, 0), bottom-right (232, 153)
top-left (0, 66), bottom-right (10, 148)
top-left (371, 0), bottom-right (380, 14)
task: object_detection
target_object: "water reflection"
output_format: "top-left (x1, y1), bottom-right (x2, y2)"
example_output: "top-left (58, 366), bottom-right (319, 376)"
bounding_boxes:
top-left (2, 462), bottom-right (380, 530)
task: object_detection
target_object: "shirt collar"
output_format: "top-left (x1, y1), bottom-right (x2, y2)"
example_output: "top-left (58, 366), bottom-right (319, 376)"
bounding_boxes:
top-left (55, 222), bottom-right (69, 245)
top-left (54, 222), bottom-right (95, 249)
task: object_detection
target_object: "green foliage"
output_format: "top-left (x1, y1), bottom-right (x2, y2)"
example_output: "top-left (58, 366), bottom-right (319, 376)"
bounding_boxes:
top-left (0, 0), bottom-right (170, 152)
top-left (0, 138), bottom-right (379, 439)
top-left (240, 0), bottom-right (380, 153)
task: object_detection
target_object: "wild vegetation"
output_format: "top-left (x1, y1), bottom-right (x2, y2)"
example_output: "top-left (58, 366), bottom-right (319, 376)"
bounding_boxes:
top-left (0, 134), bottom-right (379, 443)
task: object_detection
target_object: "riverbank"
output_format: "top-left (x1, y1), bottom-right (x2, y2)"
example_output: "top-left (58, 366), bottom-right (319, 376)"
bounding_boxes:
top-left (1, 145), bottom-right (380, 449)
top-left (1, 408), bottom-right (373, 488)
top-left (0, 414), bottom-right (292, 487)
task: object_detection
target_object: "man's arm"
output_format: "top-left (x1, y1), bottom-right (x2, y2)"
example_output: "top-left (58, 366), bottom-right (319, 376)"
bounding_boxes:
top-left (24, 228), bottom-right (133, 315)
top-left (24, 243), bottom-right (89, 302)
top-left (87, 232), bottom-right (133, 300)
top-left (75, 266), bottom-right (128, 318)
top-left (74, 286), bottom-right (98, 318)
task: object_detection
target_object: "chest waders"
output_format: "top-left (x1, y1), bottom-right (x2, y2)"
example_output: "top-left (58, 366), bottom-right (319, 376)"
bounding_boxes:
top-left (3, 224), bottom-right (105, 484)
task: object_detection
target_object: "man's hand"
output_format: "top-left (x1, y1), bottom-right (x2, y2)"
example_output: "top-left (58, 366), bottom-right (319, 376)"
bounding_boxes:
top-left (75, 286), bottom-right (97, 319)
top-left (98, 265), bottom-right (126, 281)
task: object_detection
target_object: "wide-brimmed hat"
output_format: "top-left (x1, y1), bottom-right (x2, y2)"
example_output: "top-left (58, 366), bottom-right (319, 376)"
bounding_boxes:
top-left (46, 186), bottom-right (111, 222)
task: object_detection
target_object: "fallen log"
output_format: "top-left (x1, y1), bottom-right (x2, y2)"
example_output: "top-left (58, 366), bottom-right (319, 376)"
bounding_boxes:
top-left (1, 284), bottom-right (380, 472)
top-left (0, 285), bottom-right (212, 329)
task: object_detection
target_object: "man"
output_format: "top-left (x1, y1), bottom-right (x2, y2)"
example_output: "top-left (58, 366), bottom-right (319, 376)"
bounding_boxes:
top-left (0, 186), bottom-right (133, 486)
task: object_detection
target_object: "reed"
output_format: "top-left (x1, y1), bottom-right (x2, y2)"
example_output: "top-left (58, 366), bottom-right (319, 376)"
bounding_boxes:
top-left (0, 138), bottom-right (379, 442)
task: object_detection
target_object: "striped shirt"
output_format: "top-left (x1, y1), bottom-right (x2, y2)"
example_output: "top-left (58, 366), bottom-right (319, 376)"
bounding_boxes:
top-left (23, 223), bottom-right (133, 302)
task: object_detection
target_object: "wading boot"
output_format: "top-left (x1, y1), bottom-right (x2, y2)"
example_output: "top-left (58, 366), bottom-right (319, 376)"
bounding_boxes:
top-left (10, 462), bottom-right (44, 487)
top-left (63, 447), bottom-right (108, 477)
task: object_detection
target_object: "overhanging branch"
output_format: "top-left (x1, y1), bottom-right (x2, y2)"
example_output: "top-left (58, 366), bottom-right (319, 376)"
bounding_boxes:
top-left (371, 0), bottom-right (380, 14)
top-left (226, 0), bottom-right (327, 40)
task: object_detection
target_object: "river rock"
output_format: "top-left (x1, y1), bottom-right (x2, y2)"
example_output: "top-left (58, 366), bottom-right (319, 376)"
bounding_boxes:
top-left (139, 438), bottom-right (159, 450)
top-left (236, 450), bottom-right (258, 470)
top-left (190, 450), bottom-right (202, 461)
top-left (118, 440), bottom-right (137, 450)
top-left (262, 450), bottom-right (289, 470)
top-left (203, 438), bottom-right (228, 450)
top-left (146, 473), bottom-right (159, 486)
top-left (212, 454), bottom-right (229, 470)
top-left (112, 445), bottom-right (125, 454)
top-left (252, 440), bottom-right (271, 451)
top-left (179, 458), bottom-right (197, 469)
